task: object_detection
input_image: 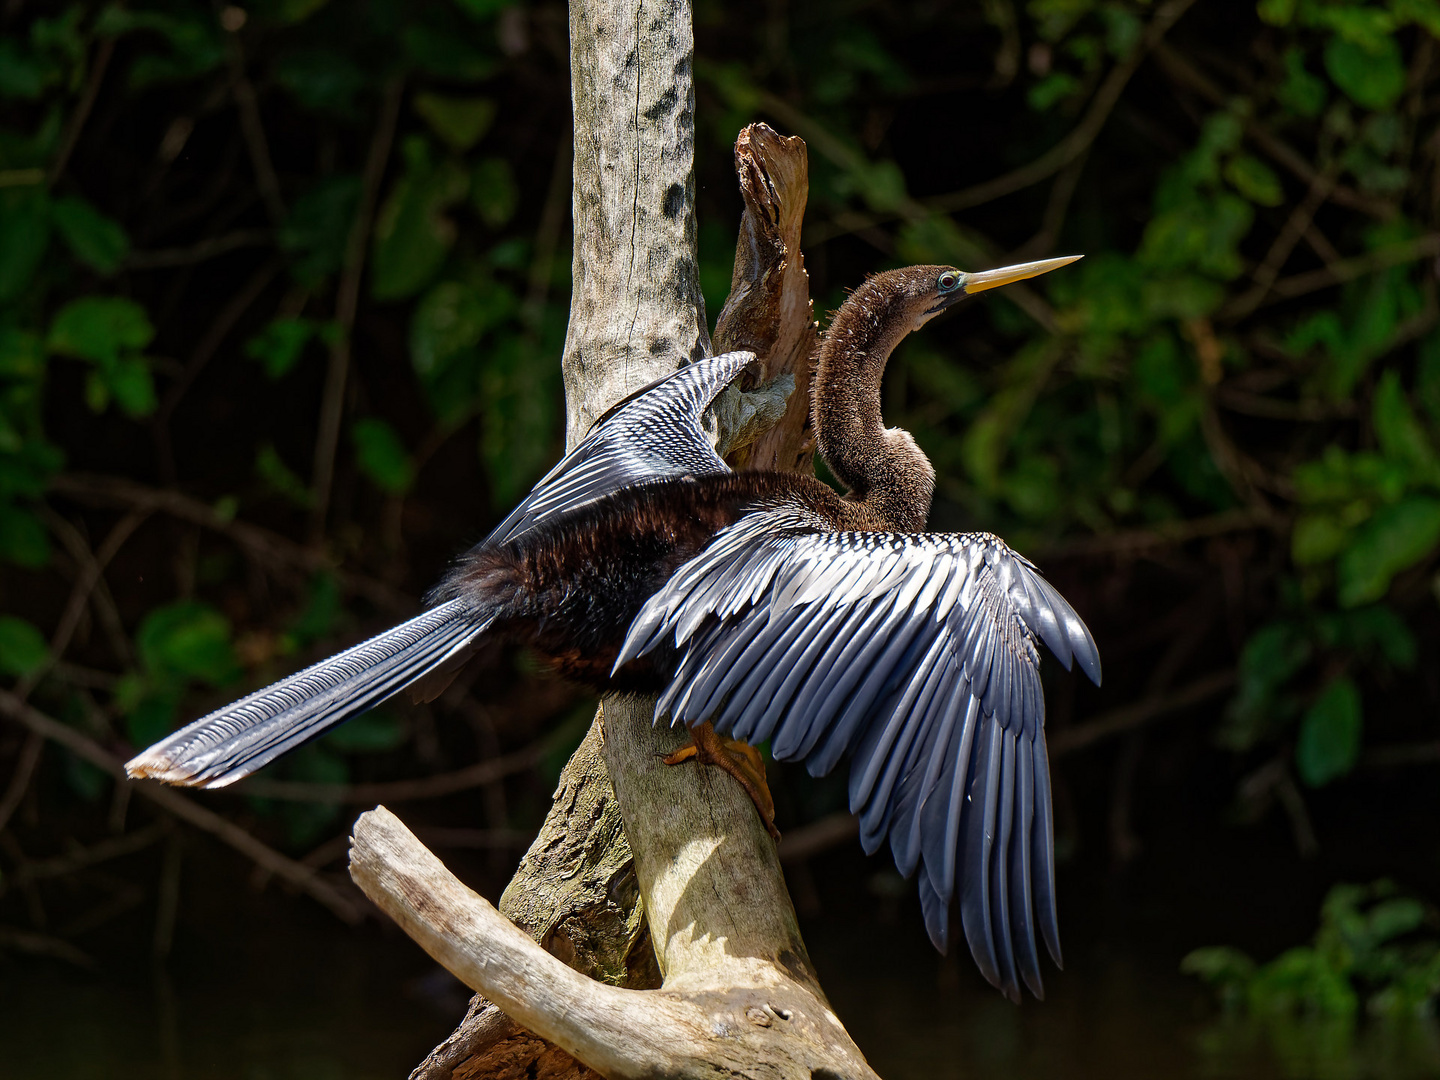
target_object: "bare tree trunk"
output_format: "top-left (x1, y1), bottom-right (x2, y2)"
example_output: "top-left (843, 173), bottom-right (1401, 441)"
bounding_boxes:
top-left (353, 3), bottom-right (876, 1076)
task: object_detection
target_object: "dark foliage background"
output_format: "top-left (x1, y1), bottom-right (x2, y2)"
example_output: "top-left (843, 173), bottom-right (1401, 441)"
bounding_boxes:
top-left (4, 0), bottom-right (1440, 1074)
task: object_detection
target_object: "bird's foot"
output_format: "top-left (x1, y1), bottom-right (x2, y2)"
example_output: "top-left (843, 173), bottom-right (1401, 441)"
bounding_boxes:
top-left (663, 722), bottom-right (780, 840)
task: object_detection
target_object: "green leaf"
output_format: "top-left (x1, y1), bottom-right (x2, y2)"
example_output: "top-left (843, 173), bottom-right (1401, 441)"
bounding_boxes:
top-left (0, 186), bottom-right (50, 303)
top-left (472, 157), bottom-right (518, 228)
top-left (0, 328), bottom-right (44, 378)
top-left (1373, 369), bottom-right (1439, 483)
top-left (1337, 495), bottom-right (1440, 606)
top-left (105, 356), bottom-right (157, 417)
top-left (280, 175), bottom-right (362, 287)
top-left (256, 444), bottom-right (313, 507)
top-left (351, 417), bottom-right (413, 494)
top-left (402, 23), bottom-right (497, 81)
top-left (50, 196), bottom-right (129, 273)
top-left (1224, 155), bottom-right (1284, 207)
top-left (284, 572), bottom-right (340, 649)
top-left (244, 317), bottom-right (321, 378)
top-left (410, 279), bottom-right (509, 378)
top-left (46, 297), bottom-right (154, 365)
top-left (136, 601), bottom-right (240, 686)
top-left (414, 92), bottom-right (496, 152)
top-left (0, 38), bottom-right (51, 99)
top-left (1296, 677), bottom-right (1362, 787)
top-left (0, 615), bottom-right (47, 676)
top-left (1027, 72), bottom-right (1079, 111)
top-left (0, 503), bottom-right (50, 567)
top-left (321, 710), bottom-right (406, 752)
top-left (1277, 47), bottom-right (1327, 117)
top-left (273, 47), bottom-right (364, 113)
top-left (1325, 36), bottom-right (1405, 112)
top-left (370, 139), bottom-right (469, 301)
top-left (1256, 0), bottom-right (1295, 26)
top-left (1292, 512), bottom-right (1352, 566)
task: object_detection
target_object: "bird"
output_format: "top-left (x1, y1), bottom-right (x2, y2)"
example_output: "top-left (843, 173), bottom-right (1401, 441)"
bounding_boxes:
top-left (127, 256), bottom-right (1101, 1002)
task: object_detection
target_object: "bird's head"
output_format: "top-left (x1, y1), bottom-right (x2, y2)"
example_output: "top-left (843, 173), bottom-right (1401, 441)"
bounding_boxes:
top-left (873, 256), bottom-right (1083, 331)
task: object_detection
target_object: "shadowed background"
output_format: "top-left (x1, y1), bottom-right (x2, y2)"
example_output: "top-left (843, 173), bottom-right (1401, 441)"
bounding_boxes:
top-left (2, 0), bottom-right (1440, 1076)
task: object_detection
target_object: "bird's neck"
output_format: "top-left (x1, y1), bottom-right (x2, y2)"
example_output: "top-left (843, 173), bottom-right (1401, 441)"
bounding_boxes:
top-left (812, 291), bottom-right (935, 532)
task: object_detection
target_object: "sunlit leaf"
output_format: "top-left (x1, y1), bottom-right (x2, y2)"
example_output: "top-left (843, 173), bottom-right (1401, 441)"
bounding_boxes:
top-left (105, 356), bottom-right (157, 417)
top-left (414, 92), bottom-right (496, 152)
top-left (1292, 512), bottom-right (1352, 566)
top-left (0, 615), bottom-right (47, 676)
top-left (1224, 155), bottom-right (1284, 207)
top-left (51, 196), bottom-right (129, 273)
top-left (1277, 47), bottom-right (1327, 116)
top-left (1336, 495), bottom-right (1440, 607)
top-left (1324, 36), bottom-right (1405, 112)
top-left (1373, 370), bottom-right (1439, 484)
top-left (1296, 677), bottom-right (1362, 787)
top-left (245, 317), bottom-right (321, 378)
top-left (46, 297), bottom-right (154, 365)
top-left (351, 417), bottom-right (413, 494)
top-left (370, 138), bottom-right (469, 301)
top-left (136, 601), bottom-right (240, 686)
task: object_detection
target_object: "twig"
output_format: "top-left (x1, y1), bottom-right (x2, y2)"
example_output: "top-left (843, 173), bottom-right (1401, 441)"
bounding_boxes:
top-left (27, 508), bottom-right (149, 694)
top-left (240, 739), bottom-right (552, 803)
top-left (310, 76), bottom-right (405, 542)
top-left (1048, 669), bottom-right (1237, 756)
top-left (124, 229), bottom-right (273, 270)
top-left (37, 505), bottom-right (141, 670)
top-left (1225, 170), bottom-right (1338, 319)
top-left (48, 473), bottom-right (414, 615)
top-left (0, 925), bottom-right (96, 968)
top-left (1152, 43), bottom-right (1394, 221)
top-left (777, 811), bottom-right (857, 863)
top-left (154, 257), bottom-right (284, 483)
top-left (225, 32), bottom-right (286, 224)
top-left (13, 821), bottom-right (168, 885)
top-left (0, 690), bottom-right (364, 924)
top-left (927, 0), bottom-right (1198, 214)
top-left (152, 833), bottom-right (183, 958)
top-left (1221, 233), bottom-right (1440, 316)
top-left (1363, 741), bottom-right (1440, 768)
top-left (0, 732), bottom-right (43, 833)
top-left (47, 36), bottom-right (115, 185)
top-left (1031, 508), bottom-right (1274, 561)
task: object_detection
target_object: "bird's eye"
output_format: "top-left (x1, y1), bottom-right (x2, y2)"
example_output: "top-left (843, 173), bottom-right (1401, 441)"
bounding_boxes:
top-left (937, 271), bottom-right (960, 293)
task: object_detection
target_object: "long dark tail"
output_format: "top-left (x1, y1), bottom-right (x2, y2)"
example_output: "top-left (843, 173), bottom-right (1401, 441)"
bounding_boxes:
top-left (125, 599), bottom-right (494, 788)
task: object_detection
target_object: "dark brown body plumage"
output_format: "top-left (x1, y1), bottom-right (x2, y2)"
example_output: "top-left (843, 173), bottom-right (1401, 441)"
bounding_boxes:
top-left (432, 471), bottom-right (856, 689)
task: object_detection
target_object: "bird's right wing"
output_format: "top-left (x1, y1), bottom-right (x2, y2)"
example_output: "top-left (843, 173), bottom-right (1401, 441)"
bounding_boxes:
top-left (481, 351), bottom-right (756, 546)
top-left (615, 504), bottom-right (1101, 1001)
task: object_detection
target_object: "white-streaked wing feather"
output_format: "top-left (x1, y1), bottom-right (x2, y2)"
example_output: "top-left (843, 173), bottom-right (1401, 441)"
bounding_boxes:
top-left (481, 351), bottom-right (754, 547)
top-left (614, 504), bottom-right (1101, 1001)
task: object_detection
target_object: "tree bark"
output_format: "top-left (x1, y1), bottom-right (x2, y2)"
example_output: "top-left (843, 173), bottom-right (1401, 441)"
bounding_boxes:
top-left (362, 4), bottom-right (877, 1077)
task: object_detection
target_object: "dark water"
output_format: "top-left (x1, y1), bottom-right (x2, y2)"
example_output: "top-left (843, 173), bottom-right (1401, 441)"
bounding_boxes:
top-left (3, 848), bottom-right (1437, 1079)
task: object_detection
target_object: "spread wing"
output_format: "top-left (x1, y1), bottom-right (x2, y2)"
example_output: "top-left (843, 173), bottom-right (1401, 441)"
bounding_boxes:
top-left (482, 351), bottom-right (755, 546)
top-left (615, 505), bottom-right (1101, 1001)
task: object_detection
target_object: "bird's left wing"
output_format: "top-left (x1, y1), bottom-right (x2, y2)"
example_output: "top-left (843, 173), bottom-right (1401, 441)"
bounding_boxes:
top-left (481, 351), bottom-right (756, 546)
top-left (615, 504), bottom-right (1101, 1001)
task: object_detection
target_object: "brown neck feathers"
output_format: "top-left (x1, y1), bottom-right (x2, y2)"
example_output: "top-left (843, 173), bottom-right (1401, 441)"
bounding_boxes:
top-left (811, 271), bottom-right (936, 532)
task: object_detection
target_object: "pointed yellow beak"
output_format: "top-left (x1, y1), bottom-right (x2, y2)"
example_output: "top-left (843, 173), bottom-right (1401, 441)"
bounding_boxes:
top-left (962, 254), bottom-right (1083, 295)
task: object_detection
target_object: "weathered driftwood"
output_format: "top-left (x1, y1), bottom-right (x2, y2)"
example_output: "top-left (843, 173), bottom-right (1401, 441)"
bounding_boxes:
top-left (358, 2), bottom-right (877, 1076)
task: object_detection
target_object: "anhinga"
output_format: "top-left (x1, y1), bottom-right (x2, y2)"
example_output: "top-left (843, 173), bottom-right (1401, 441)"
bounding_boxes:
top-left (128, 256), bottom-right (1101, 1002)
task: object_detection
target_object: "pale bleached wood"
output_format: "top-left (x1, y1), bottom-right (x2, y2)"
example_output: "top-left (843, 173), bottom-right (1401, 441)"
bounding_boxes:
top-left (352, 806), bottom-right (878, 1080)
top-left (369, 0), bottom-right (880, 1075)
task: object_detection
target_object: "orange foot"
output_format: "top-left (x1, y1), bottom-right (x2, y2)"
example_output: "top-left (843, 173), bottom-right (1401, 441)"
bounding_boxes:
top-left (663, 722), bottom-right (780, 841)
